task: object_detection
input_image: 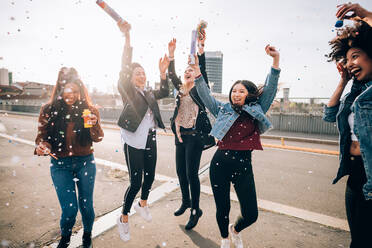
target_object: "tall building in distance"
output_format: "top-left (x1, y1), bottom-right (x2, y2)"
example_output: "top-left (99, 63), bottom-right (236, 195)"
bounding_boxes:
top-left (0, 68), bottom-right (9, 85)
top-left (205, 51), bottom-right (223, 93)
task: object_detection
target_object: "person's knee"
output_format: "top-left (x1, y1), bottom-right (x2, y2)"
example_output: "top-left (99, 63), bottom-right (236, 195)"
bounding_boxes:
top-left (62, 206), bottom-right (78, 221)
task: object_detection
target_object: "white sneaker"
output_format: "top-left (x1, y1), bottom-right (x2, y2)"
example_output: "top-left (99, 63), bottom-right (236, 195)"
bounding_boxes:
top-left (134, 203), bottom-right (152, 222)
top-left (229, 224), bottom-right (243, 248)
top-left (117, 216), bottom-right (130, 242)
top-left (221, 239), bottom-right (230, 248)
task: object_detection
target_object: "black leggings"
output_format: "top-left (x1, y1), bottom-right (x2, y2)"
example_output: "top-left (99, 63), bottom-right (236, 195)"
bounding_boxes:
top-left (210, 149), bottom-right (258, 238)
top-left (345, 156), bottom-right (372, 248)
top-left (122, 131), bottom-right (157, 215)
top-left (175, 134), bottom-right (203, 209)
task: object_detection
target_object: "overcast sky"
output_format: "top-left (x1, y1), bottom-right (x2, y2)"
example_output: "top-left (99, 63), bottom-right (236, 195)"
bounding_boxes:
top-left (1, 0), bottom-right (372, 97)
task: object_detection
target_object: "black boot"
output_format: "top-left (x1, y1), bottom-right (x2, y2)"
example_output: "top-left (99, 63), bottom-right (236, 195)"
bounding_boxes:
top-left (185, 208), bottom-right (203, 230)
top-left (57, 235), bottom-right (71, 248)
top-left (174, 202), bottom-right (191, 216)
top-left (82, 232), bottom-right (92, 248)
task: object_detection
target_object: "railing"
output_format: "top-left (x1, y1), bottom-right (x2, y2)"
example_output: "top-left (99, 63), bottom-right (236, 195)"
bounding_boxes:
top-left (0, 103), bottom-right (338, 136)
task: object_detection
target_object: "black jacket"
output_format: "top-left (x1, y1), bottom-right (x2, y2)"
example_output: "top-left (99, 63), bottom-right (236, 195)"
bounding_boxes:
top-left (117, 46), bottom-right (169, 132)
top-left (168, 53), bottom-right (215, 149)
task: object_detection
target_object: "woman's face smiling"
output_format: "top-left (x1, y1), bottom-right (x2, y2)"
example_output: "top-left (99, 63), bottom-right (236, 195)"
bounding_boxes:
top-left (346, 47), bottom-right (372, 82)
top-left (231, 83), bottom-right (249, 106)
top-left (184, 66), bottom-right (195, 84)
top-left (62, 83), bottom-right (80, 105)
top-left (131, 67), bottom-right (146, 89)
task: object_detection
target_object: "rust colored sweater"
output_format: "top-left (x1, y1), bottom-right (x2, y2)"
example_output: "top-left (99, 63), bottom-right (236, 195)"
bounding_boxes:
top-left (35, 104), bottom-right (104, 158)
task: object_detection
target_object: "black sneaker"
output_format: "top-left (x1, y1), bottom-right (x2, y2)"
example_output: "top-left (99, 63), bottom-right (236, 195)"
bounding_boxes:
top-left (57, 235), bottom-right (70, 248)
top-left (174, 202), bottom-right (191, 216)
top-left (185, 208), bottom-right (203, 230)
top-left (82, 232), bottom-right (92, 248)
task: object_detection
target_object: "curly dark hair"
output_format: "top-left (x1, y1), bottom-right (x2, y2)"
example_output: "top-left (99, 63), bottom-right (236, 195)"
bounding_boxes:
top-left (327, 21), bottom-right (372, 63)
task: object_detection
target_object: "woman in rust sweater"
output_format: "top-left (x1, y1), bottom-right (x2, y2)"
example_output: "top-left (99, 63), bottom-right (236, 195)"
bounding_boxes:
top-left (35, 67), bottom-right (104, 248)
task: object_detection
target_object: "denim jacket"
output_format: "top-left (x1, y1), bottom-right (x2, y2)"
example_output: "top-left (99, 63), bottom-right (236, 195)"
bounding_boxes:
top-left (323, 80), bottom-right (372, 200)
top-left (195, 67), bottom-right (281, 140)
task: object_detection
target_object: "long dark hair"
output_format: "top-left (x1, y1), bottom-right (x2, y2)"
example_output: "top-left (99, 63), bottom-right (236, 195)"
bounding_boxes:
top-left (229, 80), bottom-right (263, 113)
top-left (45, 67), bottom-right (93, 151)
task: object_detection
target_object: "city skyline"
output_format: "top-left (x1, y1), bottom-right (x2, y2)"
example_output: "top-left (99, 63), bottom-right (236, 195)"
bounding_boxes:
top-left (1, 0), bottom-right (372, 97)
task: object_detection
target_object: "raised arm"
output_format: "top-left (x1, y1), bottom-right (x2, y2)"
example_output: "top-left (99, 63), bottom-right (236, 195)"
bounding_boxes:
top-left (336, 3), bottom-right (372, 27)
top-left (323, 62), bottom-right (351, 122)
top-left (117, 20), bottom-right (136, 101)
top-left (153, 54), bottom-right (170, 99)
top-left (197, 31), bottom-right (209, 87)
top-left (259, 45), bottom-right (281, 113)
top-left (192, 55), bottom-right (223, 117)
top-left (167, 38), bottom-right (182, 90)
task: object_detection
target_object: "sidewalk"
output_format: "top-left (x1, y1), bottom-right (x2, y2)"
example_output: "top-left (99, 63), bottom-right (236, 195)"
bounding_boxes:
top-left (92, 189), bottom-right (350, 248)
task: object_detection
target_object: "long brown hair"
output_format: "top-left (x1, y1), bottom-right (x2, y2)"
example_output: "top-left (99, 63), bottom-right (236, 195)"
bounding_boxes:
top-left (45, 67), bottom-right (94, 151)
top-left (49, 67), bottom-right (92, 106)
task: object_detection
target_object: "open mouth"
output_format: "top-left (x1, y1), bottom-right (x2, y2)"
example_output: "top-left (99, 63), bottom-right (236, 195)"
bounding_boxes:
top-left (350, 68), bottom-right (362, 78)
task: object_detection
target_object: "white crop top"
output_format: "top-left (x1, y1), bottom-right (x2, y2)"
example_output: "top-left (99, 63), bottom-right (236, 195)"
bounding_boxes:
top-left (348, 112), bottom-right (358, 142)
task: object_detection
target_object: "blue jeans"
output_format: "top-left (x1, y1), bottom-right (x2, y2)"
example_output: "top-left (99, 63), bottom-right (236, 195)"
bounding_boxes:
top-left (50, 154), bottom-right (96, 237)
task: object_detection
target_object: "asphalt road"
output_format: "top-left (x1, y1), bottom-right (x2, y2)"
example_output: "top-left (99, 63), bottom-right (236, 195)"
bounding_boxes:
top-left (0, 113), bottom-right (349, 247)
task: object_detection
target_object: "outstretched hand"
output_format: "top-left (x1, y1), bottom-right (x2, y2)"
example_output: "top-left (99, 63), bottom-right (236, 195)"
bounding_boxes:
top-left (265, 45), bottom-right (280, 69)
top-left (117, 20), bottom-right (131, 37)
top-left (265, 45), bottom-right (279, 58)
top-left (168, 38), bottom-right (176, 58)
top-left (159, 54), bottom-right (170, 79)
top-left (336, 3), bottom-right (371, 22)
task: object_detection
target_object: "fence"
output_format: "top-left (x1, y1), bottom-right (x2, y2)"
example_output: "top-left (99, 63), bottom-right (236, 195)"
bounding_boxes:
top-left (0, 104), bottom-right (338, 136)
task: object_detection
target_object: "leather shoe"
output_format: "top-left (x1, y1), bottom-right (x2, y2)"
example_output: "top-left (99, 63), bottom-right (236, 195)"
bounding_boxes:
top-left (174, 202), bottom-right (190, 216)
top-left (185, 208), bottom-right (203, 230)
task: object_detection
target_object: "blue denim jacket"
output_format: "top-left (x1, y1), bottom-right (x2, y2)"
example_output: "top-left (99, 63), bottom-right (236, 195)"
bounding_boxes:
top-left (323, 80), bottom-right (372, 200)
top-left (195, 67), bottom-right (281, 140)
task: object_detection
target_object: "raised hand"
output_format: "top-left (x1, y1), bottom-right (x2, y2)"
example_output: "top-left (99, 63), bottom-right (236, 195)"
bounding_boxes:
top-left (336, 3), bottom-right (371, 22)
top-left (336, 61), bottom-right (351, 84)
top-left (265, 44), bottom-right (280, 69)
top-left (197, 30), bottom-right (206, 54)
top-left (168, 38), bottom-right (176, 58)
top-left (117, 20), bottom-right (131, 38)
top-left (159, 54), bottom-right (170, 79)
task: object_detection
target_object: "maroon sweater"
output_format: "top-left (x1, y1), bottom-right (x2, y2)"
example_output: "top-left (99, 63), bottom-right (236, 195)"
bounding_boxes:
top-left (218, 114), bottom-right (263, 151)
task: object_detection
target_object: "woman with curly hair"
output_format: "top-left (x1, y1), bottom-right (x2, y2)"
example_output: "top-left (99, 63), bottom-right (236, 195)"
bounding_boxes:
top-left (35, 67), bottom-right (104, 248)
top-left (324, 3), bottom-right (372, 247)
